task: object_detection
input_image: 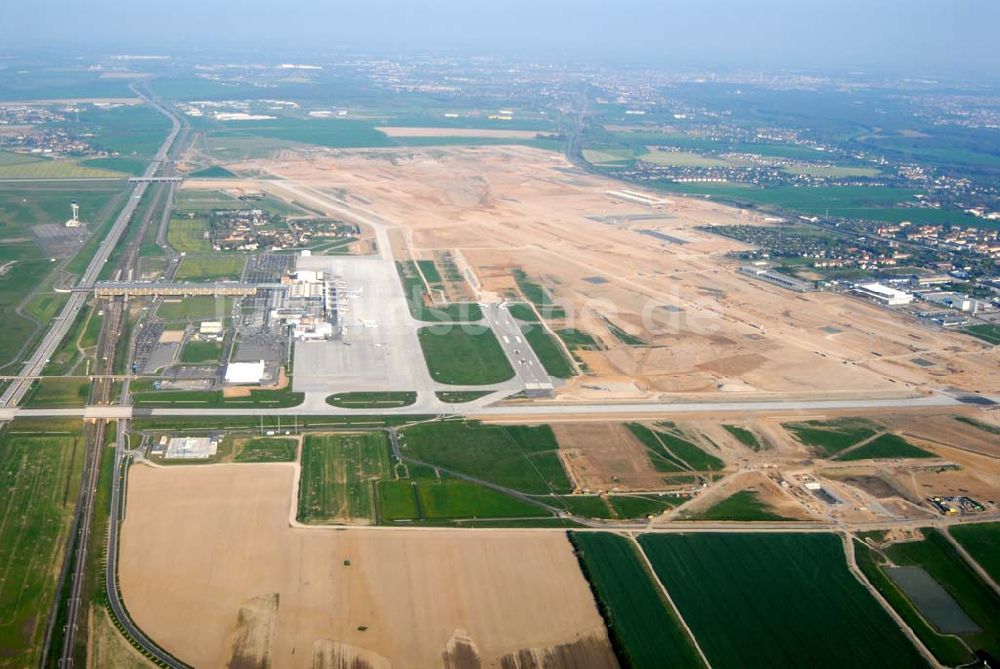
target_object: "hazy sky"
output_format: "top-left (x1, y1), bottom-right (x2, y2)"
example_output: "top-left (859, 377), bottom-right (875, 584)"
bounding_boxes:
top-left (4, 0), bottom-right (999, 78)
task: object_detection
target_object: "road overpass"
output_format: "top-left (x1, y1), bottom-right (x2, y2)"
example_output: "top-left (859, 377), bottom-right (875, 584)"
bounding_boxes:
top-left (128, 176), bottom-right (182, 183)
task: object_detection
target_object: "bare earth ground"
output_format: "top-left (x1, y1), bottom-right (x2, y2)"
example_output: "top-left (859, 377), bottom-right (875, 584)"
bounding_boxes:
top-left (119, 464), bottom-right (615, 669)
top-left (377, 127), bottom-right (542, 139)
top-left (202, 145), bottom-right (997, 401)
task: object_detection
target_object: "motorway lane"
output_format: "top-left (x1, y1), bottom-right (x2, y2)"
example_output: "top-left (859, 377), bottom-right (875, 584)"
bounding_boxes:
top-left (0, 86), bottom-right (180, 408)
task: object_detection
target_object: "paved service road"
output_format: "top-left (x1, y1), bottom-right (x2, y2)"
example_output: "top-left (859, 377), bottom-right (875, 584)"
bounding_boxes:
top-left (482, 303), bottom-right (553, 390)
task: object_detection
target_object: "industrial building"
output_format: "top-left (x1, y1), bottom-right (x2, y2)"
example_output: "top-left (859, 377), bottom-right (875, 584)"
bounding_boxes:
top-left (738, 265), bottom-right (816, 292)
top-left (853, 282), bottom-right (913, 306)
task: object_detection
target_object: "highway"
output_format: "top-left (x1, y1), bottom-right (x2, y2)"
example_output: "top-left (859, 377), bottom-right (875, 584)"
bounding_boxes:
top-left (0, 82), bottom-right (181, 408)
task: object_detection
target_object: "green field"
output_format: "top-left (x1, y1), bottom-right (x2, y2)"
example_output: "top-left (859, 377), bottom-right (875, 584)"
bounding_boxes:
top-left (625, 423), bottom-right (723, 473)
top-left (722, 425), bottom-right (761, 451)
top-left (234, 437), bottom-right (297, 463)
top-left (435, 390), bottom-right (492, 403)
top-left (326, 391), bottom-right (417, 408)
top-left (378, 472), bottom-right (548, 523)
top-left (174, 255), bottom-right (245, 281)
top-left (625, 423), bottom-right (686, 473)
top-left (508, 303), bottom-right (540, 322)
top-left (166, 217), bottom-right (211, 253)
top-left (950, 523), bottom-right (1000, 583)
top-left (418, 325), bottom-right (514, 385)
top-left (854, 539), bottom-right (973, 666)
top-left (130, 388), bottom-right (302, 408)
top-left (298, 433), bottom-right (392, 523)
top-left (397, 261), bottom-right (483, 322)
top-left (416, 259), bottom-right (442, 284)
top-left (512, 269), bottom-right (565, 318)
top-left (881, 530), bottom-right (1000, 657)
top-left (399, 420), bottom-right (571, 494)
top-left (639, 533), bottom-right (928, 668)
top-left (834, 433), bottom-right (935, 461)
top-left (557, 328), bottom-right (600, 350)
top-left (605, 320), bottom-right (647, 346)
top-left (783, 417), bottom-right (878, 457)
top-left (22, 377), bottom-right (91, 408)
top-left (571, 532), bottom-right (705, 668)
top-left (954, 415), bottom-right (1000, 435)
top-left (155, 296), bottom-right (233, 322)
top-left (179, 340), bottom-right (223, 364)
top-left (0, 427), bottom-right (82, 666)
top-left (0, 158), bottom-right (126, 179)
top-left (964, 323), bottom-right (1000, 345)
top-left (520, 324), bottom-right (575, 378)
top-left (687, 490), bottom-right (792, 522)
top-left (81, 156), bottom-right (149, 176)
top-left (188, 165), bottom-right (237, 178)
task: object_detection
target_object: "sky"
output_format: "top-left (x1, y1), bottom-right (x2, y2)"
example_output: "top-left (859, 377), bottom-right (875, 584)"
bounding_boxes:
top-left (3, 0), bottom-right (1000, 79)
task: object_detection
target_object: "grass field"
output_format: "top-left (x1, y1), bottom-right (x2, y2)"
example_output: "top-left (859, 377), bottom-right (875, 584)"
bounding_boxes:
top-left (653, 425), bottom-right (724, 471)
top-left (639, 533), bottom-right (928, 668)
top-left (854, 539), bottom-right (973, 666)
top-left (881, 530), bottom-right (1000, 657)
top-left (512, 269), bottom-right (566, 318)
top-left (0, 158), bottom-right (126, 179)
top-left (571, 532), bottom-right (706, 668)
top-left (834, 433), bottom-right (934, 461)
top-left (954, 415), bottom-right (1000, 435)
top-left (130, 388), bottom-right (302, 408)
top-left (174, 255), bottom-right (245, 281)
top-left (783, 417), bottom-right (877, 457)
top-left (688, 490), bottom-right (792, 522)
top-left (722, 425), bottom-right (761, 451)
top-left (234, 437), bottom-right (297, 463)
top-left (508, 302), bottom-right (540, 322)
top-left (326, 391), bottom-right (417, 408)
top-left (188, 165), bottom-right (236, 178)
top-left (557, 328), bottom-right (600, 350)
top-left (418, 325), bottom-right (514, 385)
top-left (166, 217), bottom-right (211, 253)
top-left (155, 296), bottom-right (233, 322)
top-left (520, 324), bottom-right (575, 378)
top-left (396, 261), bottom-right (482, 322)
top-left (625, 423), bottom-right (686, 473)
top-left (298, 432), bottom-right (392, 524)
top-left (22, 377), bottom-right (91, 408)
top-left (0, 428), bottom-right (82, 667)
top-left (964, 323), bottom-right (1000, 345)
top-left (950, 523), bottom-right (1000, 583)
top-left (435, 390), bottom-right (491, 403)
top-left (378, 470), bottom-right (549, 523)
top-left (179, 340), bottom-right (223, 364)
top-left (399, 420), bottom-right (571, 495)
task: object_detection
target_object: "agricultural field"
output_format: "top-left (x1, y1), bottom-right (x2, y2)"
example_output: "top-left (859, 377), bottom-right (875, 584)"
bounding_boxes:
top-left (879, 530), bottom-right (1000, 658)
top-left (174, 255), bottom-right (245, 281)
top-left (418, 325), bottom-right (514, 385)
top-left (297, 432), bottom-right (392, 524)
top-left (854, 539), bottom-right (974, 666)
top-left (233, 437), bottom-right (297, 463)
top-left (950, 523), bottom-right (1000, 583)
top-left (639, 533), bottom-right (928, 668)
top-left (0, 157), bottom-right (127, 179)
top-left (326, 391), bottom-right (417, 408)
top-left (571, 532), bottom-right (705, 668)
top-left (398, 420), bottom-right (571, 495)
top-left (0, 426), bottom-right (82, 667)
